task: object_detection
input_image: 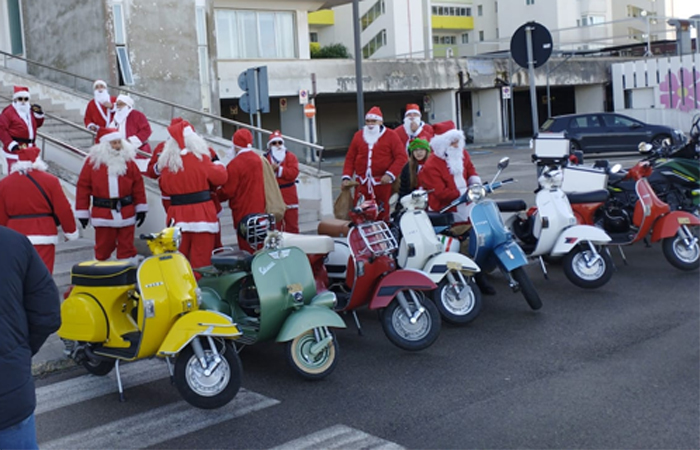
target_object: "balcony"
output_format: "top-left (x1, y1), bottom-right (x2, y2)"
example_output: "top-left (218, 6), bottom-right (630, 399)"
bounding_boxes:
top-left (433, 44), bottom-right (458, 58)
top-left (431, 15), bottom-right (473, 31)
top-left (309, 10), bottom-right (334, 26)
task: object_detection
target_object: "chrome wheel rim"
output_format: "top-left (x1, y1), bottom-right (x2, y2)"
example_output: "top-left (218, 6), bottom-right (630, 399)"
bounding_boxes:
top-left (185, 349), bottom-right (230, 397)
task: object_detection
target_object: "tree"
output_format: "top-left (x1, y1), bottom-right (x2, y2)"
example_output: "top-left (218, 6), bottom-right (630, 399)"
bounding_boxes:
top-left (310, 43), bottom-right (350, 59)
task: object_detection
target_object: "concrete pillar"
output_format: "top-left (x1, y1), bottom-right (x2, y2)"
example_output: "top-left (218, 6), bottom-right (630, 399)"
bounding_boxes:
top-left (471, 88), bottom-right (502, 143)
top-left (280, 96), bottom-right (307, 157)
top-left (427, 89), bottom-right (457, 124)
top-left (574, 85), bottom-right (605, 113)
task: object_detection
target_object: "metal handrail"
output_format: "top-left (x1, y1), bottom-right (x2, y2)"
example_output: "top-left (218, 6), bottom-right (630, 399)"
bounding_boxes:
top-left (0, 50), bottom-right (325, 154)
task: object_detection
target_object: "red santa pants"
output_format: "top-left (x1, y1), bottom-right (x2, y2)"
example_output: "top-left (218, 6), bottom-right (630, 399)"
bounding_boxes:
top-left (179, 232), bottom-right (216, 280)
top-left (34, 244), bottom-right (56, 275)
top-left (281, 208), bottom-right (299, 234)
top-left (94, 226), bottom-right (137, 260)
top-left (354, 183), bottom-right (392, 222)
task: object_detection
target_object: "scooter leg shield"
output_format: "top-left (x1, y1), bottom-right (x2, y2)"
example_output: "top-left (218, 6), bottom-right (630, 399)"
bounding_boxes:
top-left (158, 310), bottom-right (241, 356)
top-left (369, 269), bottom-right (437, 310)
top-left (493, 241), bottom-right (529, 272)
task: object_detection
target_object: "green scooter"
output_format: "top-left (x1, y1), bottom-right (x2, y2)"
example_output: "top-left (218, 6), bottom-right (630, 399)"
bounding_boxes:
top-left (196, 215), bottom-right (346, 380)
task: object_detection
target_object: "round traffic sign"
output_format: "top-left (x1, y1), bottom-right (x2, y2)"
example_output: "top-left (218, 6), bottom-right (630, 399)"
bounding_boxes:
top-left (304, 103), bottom-right (316, 118)
top-left (510, 22), bottom-right (553, 69)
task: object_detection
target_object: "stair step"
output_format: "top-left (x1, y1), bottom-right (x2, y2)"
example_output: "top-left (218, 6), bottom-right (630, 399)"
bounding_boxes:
top-left (54, 238), bottom-right (95, 265)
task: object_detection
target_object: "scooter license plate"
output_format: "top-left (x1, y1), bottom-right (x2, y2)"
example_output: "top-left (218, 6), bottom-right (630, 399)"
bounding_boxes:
top-left (446, 261), bottom-right (462, 271)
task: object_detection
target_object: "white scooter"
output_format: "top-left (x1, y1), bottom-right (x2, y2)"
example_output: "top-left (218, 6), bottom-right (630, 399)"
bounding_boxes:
top-left (504, 167), bottom-right (615, 289)
top-left (395, 190), bottom-right (482, 325)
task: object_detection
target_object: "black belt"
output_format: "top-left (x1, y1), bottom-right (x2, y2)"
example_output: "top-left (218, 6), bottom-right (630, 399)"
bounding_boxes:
top-left (11, 137), bottom-right (34, 145)
top-left (8, 213), bottom-right (53, 219)
top-left (170, 190), bottom-right (211, 206)
top-left (93, 195), bottom-right (133, 210)
top-left (279, 181), bottom-right (297, 189)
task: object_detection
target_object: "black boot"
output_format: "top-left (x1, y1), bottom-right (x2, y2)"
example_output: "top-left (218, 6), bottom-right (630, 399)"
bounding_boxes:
top-left (475, 273), bottom-right (496, 296)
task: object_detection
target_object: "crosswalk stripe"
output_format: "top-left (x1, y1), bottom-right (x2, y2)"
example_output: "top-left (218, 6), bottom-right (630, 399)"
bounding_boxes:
top-left (270, 425), bottom-right (405, 450)
top-left (39, 389), bottom-right (280, 450)
top-left (36, 359), bottom-right (167, 415)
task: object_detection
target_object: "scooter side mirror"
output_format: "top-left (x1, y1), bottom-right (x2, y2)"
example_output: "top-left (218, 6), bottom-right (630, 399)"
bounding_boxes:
top-left (610, 163), bottom-right (622, 174)
top-left (638, 142), bottom-right (653, 153)
top-left (497, 157), bottom-right (510, 170)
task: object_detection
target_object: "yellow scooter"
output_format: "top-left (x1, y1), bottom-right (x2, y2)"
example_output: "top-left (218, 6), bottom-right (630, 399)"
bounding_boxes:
top-left (58, 228), bottom-right (243, 409)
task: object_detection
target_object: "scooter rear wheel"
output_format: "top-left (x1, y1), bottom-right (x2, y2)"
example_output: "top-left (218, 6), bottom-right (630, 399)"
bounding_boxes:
top-left (511, 267), bottom-right (543, 310)
top-left (81, 356), bottom-right (115, 376)
top-left (286, 329), bottom-right (339, 380)
top-left (381, 290), bottom-right (441, 351)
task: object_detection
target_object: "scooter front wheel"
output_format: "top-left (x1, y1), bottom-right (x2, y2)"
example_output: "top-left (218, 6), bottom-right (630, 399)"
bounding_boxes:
top-left (433, 276), bottom-right (482, 325)
top-left (286, 328), bottom-right (339, 380)
top-left (511, 267), bottom-right (543, 310)
top-left (562, 246), bottom-right (614, 289)
top-left (381, 290), bottom-right (441, 351)
top-left (662, 227), bottom-right (700, 271)
top-left (175, 339), bottom-right (242, 409)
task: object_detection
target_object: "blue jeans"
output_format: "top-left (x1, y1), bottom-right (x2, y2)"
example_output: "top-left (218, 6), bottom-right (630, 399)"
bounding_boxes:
top-left (0, 413), bottom-right (38, 450)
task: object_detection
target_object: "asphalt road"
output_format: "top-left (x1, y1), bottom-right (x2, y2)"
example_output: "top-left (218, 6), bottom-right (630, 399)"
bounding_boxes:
top-left (33, 146), bottom-right (700, 449)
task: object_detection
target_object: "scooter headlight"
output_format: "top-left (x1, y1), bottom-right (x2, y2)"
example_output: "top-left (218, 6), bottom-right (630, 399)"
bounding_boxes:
top-left (467, 184), bottom-right (487, 203)
top-left (172, 227), bottom-right (182, 249)
top-left (195, 288), bottom-right (203, 307)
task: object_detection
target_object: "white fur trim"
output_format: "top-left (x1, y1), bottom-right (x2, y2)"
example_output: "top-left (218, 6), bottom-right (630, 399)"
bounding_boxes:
top-left (468, 175), bottom-right (482, 185)
top-left (10, 161), bottom-right (33, 174)
top-left (213, 160), bottom-right (225, 167)
top-left (174, 221), bottom-right (220, 233)
top-left (7, 142), bottom-right (19, 153)
top-left (13, 90), bottom-right (30, 100)
top-left (91, 216), bottom-right (136, 227)
top-left (430, 129), bottom-right (465, 159)
top-left (75, 210), bottom-right (90, 219)
top-left (386, 171), bottom-right (396, 181)
top-left (64, 230), bottom-right (80, 241)
top-left (405, 109), bottom-right (420, 116)
top-left (116, 94), bottom-right (134, 108)
top-left (33, 112), bottom-right (45, 119)
top-left (183, 126), bottom-right (195, 138)
top-left (100, 131), bottom-right (123, 144)
top-left (93, 79), bottom-right (107, 89)
top-left (135, 203), bottom-right (148, 213)
top-left (127, 136), bottom-right (142, 148)
top-left (365, 113), bottom-right (382, 121)
top-left (27, 235), bottom-right (58, 245)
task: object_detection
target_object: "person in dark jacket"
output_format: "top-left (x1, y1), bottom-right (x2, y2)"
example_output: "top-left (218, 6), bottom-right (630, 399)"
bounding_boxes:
top-left (394, 138), bottom-right (431, 214)
top-left (0, 226), bottom-right (61, 449)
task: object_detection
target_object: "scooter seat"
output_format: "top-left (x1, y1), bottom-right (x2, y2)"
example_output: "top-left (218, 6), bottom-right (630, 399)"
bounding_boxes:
top-left (71, 261), bottom-right (137, 287)
top-left (566, 190), bottom-right (609, 204)
top-left (427, 211), bottom-right (454, 227)
top-left (318, 218), bottom-right (352, 238)
top-left (211, 250), bottom-right (254, 272)
top-left (496, 200), bottom-right (527, 212)
top-left (280, 232), bottom-right (334, 255)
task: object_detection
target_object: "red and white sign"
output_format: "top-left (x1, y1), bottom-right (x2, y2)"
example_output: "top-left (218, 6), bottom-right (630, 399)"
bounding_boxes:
top-left (304, 103), bottom-right (316, 118)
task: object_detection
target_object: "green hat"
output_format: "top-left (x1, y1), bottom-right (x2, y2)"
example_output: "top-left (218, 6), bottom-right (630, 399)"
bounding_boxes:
top-left (408, 138), bottom-right (430, 154)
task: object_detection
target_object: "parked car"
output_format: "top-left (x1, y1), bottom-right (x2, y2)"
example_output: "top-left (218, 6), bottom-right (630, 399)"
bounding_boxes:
top-left (539, 113), bottom-right (686, 153)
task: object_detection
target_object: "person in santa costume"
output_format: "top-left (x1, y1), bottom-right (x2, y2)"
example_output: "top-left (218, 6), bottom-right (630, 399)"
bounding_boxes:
top-left (419, 120), bottom-right (495, 295)
top-left (342, 106), bottom-right (407, 222)
top-left (264, 130), bottom-right (299, 233)
top-left (394, 103), bottom-right (434, 152)
top-left (83, 80), bottom-right (116, 143)
top-left (0, 147), bottom-right (78, 273)
top-left (0, 86), bottom-right (44, 173)
top-left (108, 94), bottom-right (152, 157)
top-left (218, 128), bottom-right (266, 254)
top-left (75, 127), bottom-right (148, 262)
top-left (156, 119), bottom-right (227, 275)
top-left (397, 138), bottom-right (431, 201)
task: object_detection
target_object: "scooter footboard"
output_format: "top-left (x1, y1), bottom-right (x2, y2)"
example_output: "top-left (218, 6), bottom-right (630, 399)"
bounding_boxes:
top-left (158, 310), bottom-right (241, 356)
top-left (276, 304), bottom-right (347, 343)
top-left (493, 241), bottom-right (529, 272)
top-left (369, 269), bottom-right (437, 310)
top-left (551, 225), bottom-right (612, 256)
top-left (651, 211), bottom-right (700, 241)
top-left (424, 252), bottom-right (480, 283)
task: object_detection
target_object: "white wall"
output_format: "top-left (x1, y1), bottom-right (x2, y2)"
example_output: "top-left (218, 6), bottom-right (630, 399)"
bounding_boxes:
top-left (574, 84), bottom-right (605, 113)
top-left (428, 89), bottom-right (457, 124)
top-left (471, 88), bottom-right (502, 142)
top-left (388, 0), bottom-right (425, 58)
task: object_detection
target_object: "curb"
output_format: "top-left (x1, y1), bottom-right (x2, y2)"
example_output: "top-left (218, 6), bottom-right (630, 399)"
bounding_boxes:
top-left (32, 356), bottom-right (76, 378)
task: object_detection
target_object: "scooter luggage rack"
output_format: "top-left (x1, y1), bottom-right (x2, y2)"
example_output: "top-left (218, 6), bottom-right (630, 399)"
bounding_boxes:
top-left (356, 221), bottom-right (398, 257)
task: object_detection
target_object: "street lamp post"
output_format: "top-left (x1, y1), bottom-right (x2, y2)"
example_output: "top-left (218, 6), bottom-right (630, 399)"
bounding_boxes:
top-left (641, 10), bottom-right (652, 57)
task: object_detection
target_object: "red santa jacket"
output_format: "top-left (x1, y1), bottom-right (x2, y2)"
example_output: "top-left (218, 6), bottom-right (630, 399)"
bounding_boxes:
top-left (159, 152), bottom-right (227, 233)
top-left (0, 105), bottom-right (45, 156)
top-left (342, 127), bottom-right (407, 187)
top-left (219, 149), bottom-right (265, 226)
top-left (84, 97), bottom-right (117, 142)
top-left (0, 167), bottom-right (78, 245)
top-left (419, 151), bottom-right (479, 213)
top-left (110, 109), bottom-right (152, 155)
top-left (394, 123), bottom-right (435, 152)
top-left (266, 150), bottom-right (299, 207)
top-left (75, 158), bottom-right (148, 228)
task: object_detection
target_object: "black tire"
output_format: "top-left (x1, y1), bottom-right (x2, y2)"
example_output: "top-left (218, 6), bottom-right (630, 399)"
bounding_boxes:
top-left (286, 329), bottom-right (339, 380)
top-left (174, 339), bottom-right (242, 409)
top-left (511, 267), bottom-right (542, 310)
top-left (651, 134), bottom-right (671, 148)
top-left (81, 355), bottom-right (115, 376)
top-left (662, 228), bottom-right (700, 271)
top-left (432, 276), bottom-right (482, 325)
top-left (562, 246), bottom-right (614, 289)
top-left (381, 290), bottom-right (441, 351)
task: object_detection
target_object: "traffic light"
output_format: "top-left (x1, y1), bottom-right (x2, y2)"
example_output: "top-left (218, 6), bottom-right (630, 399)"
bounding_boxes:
top-left (238, 67), bottom-right (269, 114)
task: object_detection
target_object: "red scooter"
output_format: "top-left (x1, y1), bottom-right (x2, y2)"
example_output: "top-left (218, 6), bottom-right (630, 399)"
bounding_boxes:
top-left (312, 198), bottom-right (441, 351)
top-left (567, 160), bottom-right (700, 271)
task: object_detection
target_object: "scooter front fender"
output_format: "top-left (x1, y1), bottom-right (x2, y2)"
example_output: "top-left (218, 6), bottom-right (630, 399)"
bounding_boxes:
top-left (493, 240), bottom-right (529, 272)
top-left (423, 252), bottom-right (480, 283)
top-left (157, 310), bottom-right (241, 356)
top-left (550, 225), bottom-right (612, 256)
top-left (276, 302), bottom-right (347, 343)
top-left (651, 211), bottom-right (700, 242)
top-left (369, 269), bottom-right (437, 310)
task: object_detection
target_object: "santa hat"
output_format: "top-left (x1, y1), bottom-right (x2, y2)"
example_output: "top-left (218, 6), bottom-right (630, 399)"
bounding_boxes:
top-left (97, 127), bottom-right (123, 144)
top-left (13, 86), bottom-right (30, 100)
top-left (430, 120), bottom-right (465, 159)
top-left (167, 119), bottom-right (195, 150)
top-left (116, 94), bottom-right (134, 108)
top-left (11, 146), bottom-right (47, 173)
top-left (433, 120), bottom-right (456, 136)
top-left (93, 80), bottom-right (107, 90)
top-left (405, 104), bottom-right (421, 117)
top-left (18, 146), bottom-right (41, 162)
top-left (267, 130), bottom-right (284, 148)
top-left (233, 128), bottom-right (253, 148)
top-left (365, 106), bottom-right (383, 122)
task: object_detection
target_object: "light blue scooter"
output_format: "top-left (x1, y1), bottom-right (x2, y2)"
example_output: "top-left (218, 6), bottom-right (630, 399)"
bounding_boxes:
top-left (433, 157), bottom-right (543, 310)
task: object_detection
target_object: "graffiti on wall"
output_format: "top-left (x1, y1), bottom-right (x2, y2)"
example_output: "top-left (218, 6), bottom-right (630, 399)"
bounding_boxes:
top-left (659, 67), bottom-right (700, 112)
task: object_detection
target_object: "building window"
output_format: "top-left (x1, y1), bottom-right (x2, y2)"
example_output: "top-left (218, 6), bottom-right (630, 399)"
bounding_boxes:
top-left (215, 9), bottom-right (296, 59)
top-left (579, 15), bottom-right (605, 26)
top-left (526, 0), bottom-right (534, 4)
top-left (477, 5), bottom-right (482, 16)
top-left (479, 30), bottom-right (484, 41)
top-left (310, 32), bottom-right (318, 43)
top-left (361, 0), bottom-right (385, 31)
top-left (362, 29), bottom-right (387, 58)
top-left (112, 3), bottom-right (133, 85)
top-left (433, 35), bottom-right (456, 45)
top-left (432, 5), bottom-right (471, 16)
top-left (461, 32), bottom-right (469, 44)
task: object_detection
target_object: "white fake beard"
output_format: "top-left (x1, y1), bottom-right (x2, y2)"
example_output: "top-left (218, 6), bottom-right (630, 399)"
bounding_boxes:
top-left (90, 140), bottom-right (136, 176)
top-left (113, 106), bottom-right (131, 124)
top-left (403, 117), bottom-right (421, 136)
top-left (270, 146), bottom-right (286, 162)
top-left (445, 147), bottom-right (464, 177)
top-left (13, 102), bottom-right (31, 117)
top-left (94, 90), bottom-right (110, 105)
top-left (363, 125), bottom-right (381, 146)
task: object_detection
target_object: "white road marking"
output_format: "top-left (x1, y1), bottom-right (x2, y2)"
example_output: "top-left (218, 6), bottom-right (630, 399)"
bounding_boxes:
top-left (271, 424), bottom-right (405, 450)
